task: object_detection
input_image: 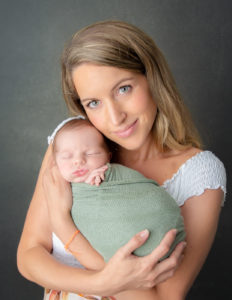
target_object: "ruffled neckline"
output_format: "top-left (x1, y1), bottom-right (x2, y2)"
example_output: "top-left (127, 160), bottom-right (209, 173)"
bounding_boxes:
top-left (162, 150), bottom-right (211, 188)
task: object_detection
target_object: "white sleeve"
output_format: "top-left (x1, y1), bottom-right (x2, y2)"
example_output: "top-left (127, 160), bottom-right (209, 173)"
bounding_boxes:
top-left (163, 151), bottom-right (227, 206)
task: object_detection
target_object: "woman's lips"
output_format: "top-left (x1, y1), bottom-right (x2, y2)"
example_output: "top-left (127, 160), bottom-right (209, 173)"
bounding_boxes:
top-left (114, 120), bottom-right (138, 138)
top-left (73, 169), bottom-right (88, 177)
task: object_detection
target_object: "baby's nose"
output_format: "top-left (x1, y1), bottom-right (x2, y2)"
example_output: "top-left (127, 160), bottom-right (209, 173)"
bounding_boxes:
top-left (74, 155), bottom-right (85, 166)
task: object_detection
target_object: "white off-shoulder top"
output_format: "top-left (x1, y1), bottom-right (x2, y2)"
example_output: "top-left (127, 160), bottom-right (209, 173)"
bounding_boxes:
top-left (162, 151), bottom-right (226, 206)
top-left (52, 150), bottom-right (226, 268)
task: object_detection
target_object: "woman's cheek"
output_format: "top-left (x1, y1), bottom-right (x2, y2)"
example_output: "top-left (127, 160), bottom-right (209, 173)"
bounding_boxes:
top-left (87, 113), bottom-right (106, 134)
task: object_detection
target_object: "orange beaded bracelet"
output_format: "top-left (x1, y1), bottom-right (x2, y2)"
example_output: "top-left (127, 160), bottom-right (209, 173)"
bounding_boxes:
top-left (64, 229), bottom-right (80, 253)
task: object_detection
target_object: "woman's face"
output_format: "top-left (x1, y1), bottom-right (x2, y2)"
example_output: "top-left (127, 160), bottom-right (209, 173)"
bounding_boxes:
top-left (72, 64), bottom-right (157, 150)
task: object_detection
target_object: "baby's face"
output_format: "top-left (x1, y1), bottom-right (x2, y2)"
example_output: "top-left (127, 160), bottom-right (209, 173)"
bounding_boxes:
top-left (55, 125), bottom-right (110, 183)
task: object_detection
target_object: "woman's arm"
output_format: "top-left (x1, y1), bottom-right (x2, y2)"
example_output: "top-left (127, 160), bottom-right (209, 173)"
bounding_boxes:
top-left (50, 213), bottom-right (106, 271)
top-left (17, 145), bottom-right (99, 292)
top-left (17, 145), bottom-right (185, 295)
top-left (43, 158), bottom-right (106, 271)
top-left (155, 188), bottom-right (223, 300)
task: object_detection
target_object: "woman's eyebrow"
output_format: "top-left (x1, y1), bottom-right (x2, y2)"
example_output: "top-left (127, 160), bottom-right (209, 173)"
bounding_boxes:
top-left (80, 77), bottom-right (134, 103)
top-left (110, 77), bottom-right (134, 92)
top-left (80, 97), bottom-right (98, 104)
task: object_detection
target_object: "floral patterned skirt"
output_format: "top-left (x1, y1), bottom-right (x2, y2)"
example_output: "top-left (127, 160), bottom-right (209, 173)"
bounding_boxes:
top-left (44, 289), bottom-right (116, 300)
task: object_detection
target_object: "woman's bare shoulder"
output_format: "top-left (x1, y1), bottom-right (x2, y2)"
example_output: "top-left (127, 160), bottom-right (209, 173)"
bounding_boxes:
top-left (166, 147), bottom-right (202, 171)
top-left (167, 146), bottom-right (202, 161)
top-left (156, 147), bottom-right (202, 182)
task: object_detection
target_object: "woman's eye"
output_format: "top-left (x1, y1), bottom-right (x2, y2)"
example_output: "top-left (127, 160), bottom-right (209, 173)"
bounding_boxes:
top-left (118, 85), bottom-right (131, 95)
top-left (86, 100), bottom-right (100, 109)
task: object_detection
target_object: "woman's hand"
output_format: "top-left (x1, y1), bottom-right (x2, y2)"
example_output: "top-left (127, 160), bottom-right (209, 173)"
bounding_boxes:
top-left (97, 229), bottom-right (186, 295)
top-left (17, 145), bottom-right (186, 296)
top-left (42, 154), bottom-right (106, 272)
top-left (42, 155), bottom-right (73, 234)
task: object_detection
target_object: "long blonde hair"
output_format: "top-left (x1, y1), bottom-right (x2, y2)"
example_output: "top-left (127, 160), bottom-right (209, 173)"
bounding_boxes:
top-left (61, 20), bottom-right (201, 152)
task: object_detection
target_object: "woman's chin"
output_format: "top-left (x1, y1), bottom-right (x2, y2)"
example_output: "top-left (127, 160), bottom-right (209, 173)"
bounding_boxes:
top-left (115, 139), bottom-right (144, 152)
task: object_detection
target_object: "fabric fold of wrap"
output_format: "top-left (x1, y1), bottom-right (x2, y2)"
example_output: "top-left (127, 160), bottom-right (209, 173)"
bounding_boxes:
top-left (72, 163), bottom-right (185, 261)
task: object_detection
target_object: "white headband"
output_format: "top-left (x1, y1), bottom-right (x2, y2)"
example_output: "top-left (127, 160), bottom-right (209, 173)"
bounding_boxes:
top-left (47, 115), bottom-right (86, 145)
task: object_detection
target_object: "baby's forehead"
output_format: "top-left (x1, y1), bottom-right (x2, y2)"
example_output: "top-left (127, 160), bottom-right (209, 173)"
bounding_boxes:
top-left (60, 124), bottom-right (102, 140)
top-left (55, 124), bottom-right (106, 150)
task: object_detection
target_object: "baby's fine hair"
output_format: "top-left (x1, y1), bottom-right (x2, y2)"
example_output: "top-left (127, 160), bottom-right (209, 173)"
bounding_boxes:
top-left (52, 118), bottom-right (110, 154)
top-left (61, 20), bottom-right (201, 152)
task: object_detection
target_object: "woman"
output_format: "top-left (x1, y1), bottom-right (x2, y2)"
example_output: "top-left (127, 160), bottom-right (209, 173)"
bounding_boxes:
top-left (17, 20), bottom-right (226, 300)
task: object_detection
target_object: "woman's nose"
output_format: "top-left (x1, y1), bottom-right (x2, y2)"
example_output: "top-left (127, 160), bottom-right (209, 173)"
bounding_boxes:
top-left (106, 101), bottom-right (126, 126)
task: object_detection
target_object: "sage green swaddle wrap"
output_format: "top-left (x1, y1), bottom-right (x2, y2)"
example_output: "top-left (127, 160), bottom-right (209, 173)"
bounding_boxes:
top-left (71, 163), bottom-right (185, 261)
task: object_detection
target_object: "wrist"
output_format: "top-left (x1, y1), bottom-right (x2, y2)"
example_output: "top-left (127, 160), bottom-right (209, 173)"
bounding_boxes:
top-left (94, 264), bottom-right (124, 296)
top-left (51, 217), bottom-right (78, 245)
top-left (80, 269), bottom-right (113, 296)
top-left (93, 268), bottom-right (114, 296)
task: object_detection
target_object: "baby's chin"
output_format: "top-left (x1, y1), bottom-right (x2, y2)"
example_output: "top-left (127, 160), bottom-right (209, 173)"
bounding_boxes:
top-left (70, 176), bottom-right (87, 183)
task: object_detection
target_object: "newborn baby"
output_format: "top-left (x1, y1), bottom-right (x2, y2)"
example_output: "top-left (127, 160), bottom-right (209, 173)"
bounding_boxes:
top-left (51, 116), bottom-right (185, 262)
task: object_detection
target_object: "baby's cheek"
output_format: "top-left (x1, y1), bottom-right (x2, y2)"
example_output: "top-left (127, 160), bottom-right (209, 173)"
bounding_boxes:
top-left (58, 162), bottom-right (72, 179)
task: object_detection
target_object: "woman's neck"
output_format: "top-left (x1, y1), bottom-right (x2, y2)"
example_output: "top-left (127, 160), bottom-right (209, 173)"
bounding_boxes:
top-left (116, 134), bottom-right (160, 165)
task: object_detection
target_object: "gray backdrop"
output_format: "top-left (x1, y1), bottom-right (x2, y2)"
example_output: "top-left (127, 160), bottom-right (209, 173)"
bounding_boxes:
top-left (0, 0), bottom-right (231, 299)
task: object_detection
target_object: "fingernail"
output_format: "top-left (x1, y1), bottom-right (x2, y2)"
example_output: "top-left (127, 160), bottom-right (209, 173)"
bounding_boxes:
top-left (172, 229), bottom-right (177, 235)
top-left (182, 241), bottom-right (187, 248)
top-left (140, 229), bottom-right (149, 238)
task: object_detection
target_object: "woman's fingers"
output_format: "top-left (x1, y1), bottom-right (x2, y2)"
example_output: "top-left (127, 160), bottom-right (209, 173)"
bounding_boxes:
top-left (43, 157), bottom-right (59, 187)
top-left (43, 157), bottom-right (72, 210)
top-left (119, 229), bottom-right (185, 286)
top-left (102, 230), bottom-right (186, 292)
top-left (144, 229), bottom-right (178, 264)
top-left (150, 241), bottom-right (186, 282)
top-left (151, 269), bottom-right (176, 287)
top-left (45, 149), bottom-right (56, 171)
top-left (119, 229), bottom-right (150, 257)
top-left (169, 241), bottom-right (186, 265)
top-left (117, 229), bottom-right (178, 260)
top-left (143, 240), bottom-right (186, 287)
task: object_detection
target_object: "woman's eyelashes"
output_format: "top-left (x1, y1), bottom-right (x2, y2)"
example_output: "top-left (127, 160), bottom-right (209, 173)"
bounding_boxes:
top-left (84, 85), bottom-right (132, 109)
top-left (86, 99), bottom-right (100, 109)
top-left (118, 85), bottom-right (132, 95)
